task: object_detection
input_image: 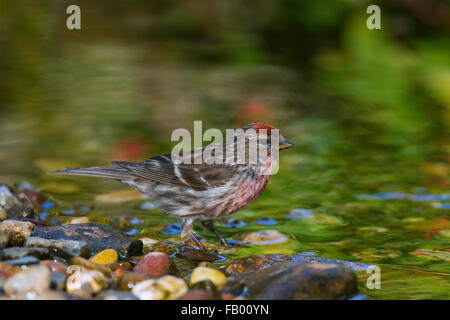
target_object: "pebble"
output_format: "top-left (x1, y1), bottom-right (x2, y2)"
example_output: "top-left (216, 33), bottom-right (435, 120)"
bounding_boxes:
top-left (140, 237), bottom-right (159, 248)
top-left (89, 249), bottom-right (118, 265)
top-left (0, 220), bottom-right (35, 239)
top-left (65, 217), bottom-right (90, 224)
top-left (132, 276), bottom-right (188, 300)
top-left (7, 205), bottom-right (34, 220)
top-left (134, 252), bottom-right (170, 276)
top-left (179, 246), bottom-right (223, 262)
top-left (66, 266), bottom-right (107, 296)
top-left (0, 185), bottom-right (20, 210)
top-left (116, 272), bottom-right (151, 290)
top-left (0, 262), bottom-right (19, 279)
top-left (50, 271), bottom-right (67, 290)
top-left (110, 261), bottom-right (132, 271)
top-left (41, 260), bottom-right (68, 274)
top-left (34, 223), bottom-right (139, 256)
top-left (24, 237), bottom-right (90, 258)
top-left (240, 230), bottom-right (289, 245)
top-left (190, 267), bottom-right (227, 291)
top-left (0, 207), bottom-right (6, 220)
top-left (0, 247), bottom-right (50, 260)
top-left (126, 239), bottom-right (143, 258)
top-left (69, 256), bottom-right (112, 276)
top-left (4, 265), bottom-right (51, 297)
top-left (2, 256), bottom-right (41, 266)
top-left (0, 231), bottom-right (7, 249)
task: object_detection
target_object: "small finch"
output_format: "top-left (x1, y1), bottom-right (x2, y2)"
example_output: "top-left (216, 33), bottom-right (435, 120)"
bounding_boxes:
top-left (51, 123), bottom-right (293, 250)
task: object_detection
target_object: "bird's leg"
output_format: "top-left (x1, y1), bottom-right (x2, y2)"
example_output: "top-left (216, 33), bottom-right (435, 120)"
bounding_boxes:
top-left (181, 218), bottom-right (206, 251)
top-left (201, 220), bottom-right (229, 246)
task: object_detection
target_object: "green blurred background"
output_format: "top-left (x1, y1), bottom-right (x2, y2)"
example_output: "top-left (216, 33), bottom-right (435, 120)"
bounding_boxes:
top-left (0, 0), bottom-right (449, 299)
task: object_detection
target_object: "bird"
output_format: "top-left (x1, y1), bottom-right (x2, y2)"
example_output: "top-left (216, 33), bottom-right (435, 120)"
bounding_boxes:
top-left (50, 123), bottom-right (294, 250)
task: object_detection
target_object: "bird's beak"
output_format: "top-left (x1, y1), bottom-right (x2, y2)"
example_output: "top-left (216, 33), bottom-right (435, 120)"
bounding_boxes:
top-left (279, 140), bottom-right (294, 150)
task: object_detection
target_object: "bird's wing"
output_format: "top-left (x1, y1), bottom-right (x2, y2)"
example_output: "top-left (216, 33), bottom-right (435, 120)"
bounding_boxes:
top-left (111, 153), bottom-right (241, 191)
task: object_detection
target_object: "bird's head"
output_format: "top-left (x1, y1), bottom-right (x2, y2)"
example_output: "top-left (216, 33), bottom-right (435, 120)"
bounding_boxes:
top-left (241, 122), bottom-right (294, 151)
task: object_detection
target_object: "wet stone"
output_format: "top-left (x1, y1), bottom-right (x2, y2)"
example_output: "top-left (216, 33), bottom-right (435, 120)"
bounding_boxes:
top-left (224, 254), bottom-right (306, 275)
top-left (69, 256), bottom-right (112, 276)
top-left (110, 261), bottom-right (132, 271)
top-left (190, 267), bottom-right (227, 291)
top-left (14, 188), bottom-right (45, 205)
top-left (0, 207), bottom-right (7, 221)
top-left (116, 272), bottom-right (151, 291)
top-left (7, 205), bottom-right (35, 220)
top-left (33, 223), bottom-right (137, 255)
top-left (126, 239), bottom-right (143, 258)
top-left (0, 262), bottom-right (19, 279)
top-left (134, 252), bottom-right (170, 276)
top-left (0, 232), bottom-right (7, 249)
top-left (89, 249), bottom-right (118, 265)
top-left (179, 289), bottom-right (216, 300)
top-left (24, 236), bottom-right (90, 258)
top-left (224, 260), bottom-right (358, 300)
top-left (240, 230), bottom-right (289, 246)
top-left (50, 271), bottom-right (67, 290)
top-left (0, 247), bottom-right (50, 261)
top-left (0, 185), bottom-right (20, 211)
top-left (132, 276), bottom-right (188, 300)
top-left (0, 220), bottom-right (35, 239)
top-left (41, 260), bottom-right (68, 274)
top-left (66, 267), bottom-right (107, 296)
top-left (2, 256), bottom-right (41, 266)
top-left (179, 246), bottom-right (222, 262)
top-left (64, 217), bottom-right (90, 225)
top-left (4, 265), bottom-right (51, 297)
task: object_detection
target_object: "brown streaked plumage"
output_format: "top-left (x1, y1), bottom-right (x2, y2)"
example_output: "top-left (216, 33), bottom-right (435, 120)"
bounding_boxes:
top-left (50, 123), bottom-right (294, 250)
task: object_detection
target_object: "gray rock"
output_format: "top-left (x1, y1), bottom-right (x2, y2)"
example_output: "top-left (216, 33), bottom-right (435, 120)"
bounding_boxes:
top-left (33, 223), bottom-right (140, 255)
top-left (24, 236), bottom-right (90, 258)
top-left (223, 255), bottom-right (358, 300)
top-left (4, 265), bottom-right (51, 297)
top-left (0, 247), bottom-right (50, 261)
top-left (3, 256), bottom-right (41, 266)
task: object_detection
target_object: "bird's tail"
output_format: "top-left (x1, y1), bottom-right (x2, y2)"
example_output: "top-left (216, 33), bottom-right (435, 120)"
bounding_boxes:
top-left (50, 167), bottom-right (131, 180)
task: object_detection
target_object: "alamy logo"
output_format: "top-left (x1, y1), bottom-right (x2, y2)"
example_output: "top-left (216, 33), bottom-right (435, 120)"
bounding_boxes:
top-left (66, 5), bottom-right (81, 30)
top-left (366, 265), bottom-right (381, 289)
top-left (366, 5), bottom-right (381, 30)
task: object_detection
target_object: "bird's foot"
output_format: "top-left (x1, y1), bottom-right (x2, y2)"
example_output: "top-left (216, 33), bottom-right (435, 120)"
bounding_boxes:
top-left (189, 231), bottom-right (206, 251)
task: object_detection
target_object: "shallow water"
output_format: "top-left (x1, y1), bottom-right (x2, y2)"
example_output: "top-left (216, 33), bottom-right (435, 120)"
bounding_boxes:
top-left (1, 1), bottom-right (449, 299)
